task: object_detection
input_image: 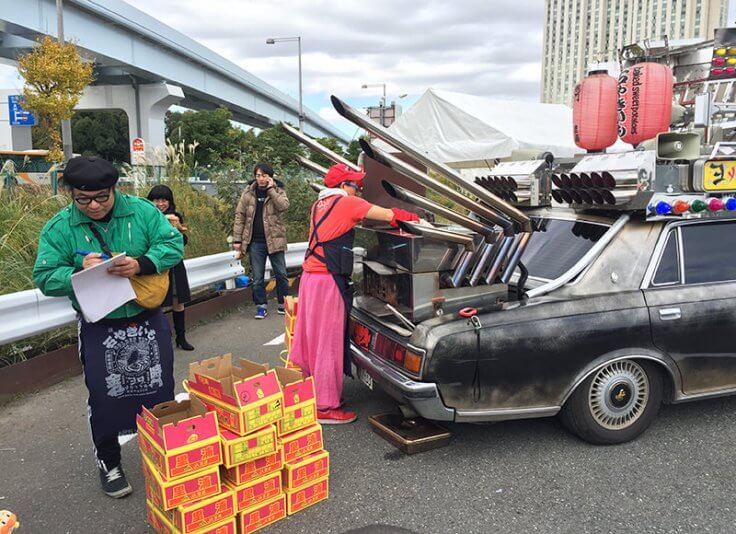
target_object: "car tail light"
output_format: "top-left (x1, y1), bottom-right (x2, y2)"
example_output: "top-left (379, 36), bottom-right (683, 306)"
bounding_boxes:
top-left (404, 350), bottom-right (423, 374)
top-left (375, 334), bottom-right (405, 365)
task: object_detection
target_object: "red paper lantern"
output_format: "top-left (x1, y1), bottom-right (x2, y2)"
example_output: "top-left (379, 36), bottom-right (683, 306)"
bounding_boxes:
top-left (572, 70), bottom-right (618, 151)
top-left (617, 62), bottom-right (673, 145)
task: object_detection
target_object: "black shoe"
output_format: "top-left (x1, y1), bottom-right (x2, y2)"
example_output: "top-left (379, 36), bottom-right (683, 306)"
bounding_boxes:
top-left (99, 464), bottom-right (133, 498)
top-left (175, 336), bottom-right (195, 351)
top-left (277, 305), bottom-right (285, 315)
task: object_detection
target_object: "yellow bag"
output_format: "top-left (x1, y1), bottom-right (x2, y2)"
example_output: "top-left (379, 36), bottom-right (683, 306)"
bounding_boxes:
top-left (131, 270), bottom-right (170, 309)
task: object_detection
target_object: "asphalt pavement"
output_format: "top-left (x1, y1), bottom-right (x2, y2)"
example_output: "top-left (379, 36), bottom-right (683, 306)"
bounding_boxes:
top-left (2, 300), bottom-right (736, 533)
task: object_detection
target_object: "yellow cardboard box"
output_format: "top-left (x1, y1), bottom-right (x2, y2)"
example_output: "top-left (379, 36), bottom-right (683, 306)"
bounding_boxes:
top-left (282, 450), bottom-right (329, 491)
top-left (137, 396), bottom-right (221, 481)
top-left (274, 367), bottom-right (317, 436)
top-left (219, 425), bottom-right (277, 469)
top-left (286, 477), bottom-right (328, 515)
top-left (279, 424), bottom-right (323, 464)
top-left (223, 449), bottom-right (283, 487)
top-left (237, 494), bottom-right (286, 534)
top-left (142, 454), bottom-right (221, 511)
top-left (224, 471), bottom-right (282, 513)
top-left (188, 355), bottom-right (284, 436)
top-left (147, 500), bottom-right (237, 534)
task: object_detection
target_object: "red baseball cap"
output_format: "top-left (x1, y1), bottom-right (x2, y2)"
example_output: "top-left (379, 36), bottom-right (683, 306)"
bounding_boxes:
top-left (324, 163), bottom-right (365, 189)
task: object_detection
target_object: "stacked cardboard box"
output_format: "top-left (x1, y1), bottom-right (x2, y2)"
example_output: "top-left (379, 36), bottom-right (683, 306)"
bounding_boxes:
top-left (283, 297), bottom-right (298, 357)
top-left (274, 367), bottom-right (329, 515)
top-left (188, 355), bottom-right (289, 533)
top-left (137, 397), bottom-right (237, 533)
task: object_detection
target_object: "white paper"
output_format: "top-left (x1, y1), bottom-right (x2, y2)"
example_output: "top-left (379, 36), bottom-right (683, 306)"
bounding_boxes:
top-left (71, 254), bottom-right (136, 322)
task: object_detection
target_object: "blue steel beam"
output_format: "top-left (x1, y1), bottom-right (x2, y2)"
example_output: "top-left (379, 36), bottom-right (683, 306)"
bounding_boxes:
top-left (0, 0), bottom-right (349, 141)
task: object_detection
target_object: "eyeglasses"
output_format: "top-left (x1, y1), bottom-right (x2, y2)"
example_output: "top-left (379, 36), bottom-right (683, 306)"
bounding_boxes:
top-left (74, 191), bottom-right (112, 205)
top-left (343, 181), bottom-right (362, 192)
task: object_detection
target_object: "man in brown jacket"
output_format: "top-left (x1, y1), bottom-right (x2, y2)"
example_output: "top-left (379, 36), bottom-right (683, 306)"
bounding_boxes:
top-left (233, 163), bottom-right (290, 318)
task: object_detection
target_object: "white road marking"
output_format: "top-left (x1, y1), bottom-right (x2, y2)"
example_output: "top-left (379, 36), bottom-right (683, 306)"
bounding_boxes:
top-left (264, 333), bottom-right (285, 346)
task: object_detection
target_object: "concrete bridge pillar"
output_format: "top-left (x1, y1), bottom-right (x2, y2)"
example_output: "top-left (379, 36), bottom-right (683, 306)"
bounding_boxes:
top-left (76, 82), bottom-right (184, 165)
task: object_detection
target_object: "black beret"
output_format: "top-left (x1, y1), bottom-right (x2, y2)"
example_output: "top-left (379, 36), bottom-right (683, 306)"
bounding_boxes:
top-left (63, 156), bottom-right (119, 191)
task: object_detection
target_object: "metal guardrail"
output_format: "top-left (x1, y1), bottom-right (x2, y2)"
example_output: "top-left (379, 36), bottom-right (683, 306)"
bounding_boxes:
top-left (0, 242), bottom-right (366, 346)
top-left (0, 249), bottom-right (251, 346)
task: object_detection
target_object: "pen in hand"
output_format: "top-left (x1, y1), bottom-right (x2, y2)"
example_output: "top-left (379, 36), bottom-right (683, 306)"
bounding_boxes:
top-left (75, 250), bottom-right (111, 261)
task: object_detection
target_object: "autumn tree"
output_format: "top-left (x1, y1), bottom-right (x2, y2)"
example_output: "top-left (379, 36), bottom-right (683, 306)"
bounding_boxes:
top-left (18, 36), bottom-right (94, 162)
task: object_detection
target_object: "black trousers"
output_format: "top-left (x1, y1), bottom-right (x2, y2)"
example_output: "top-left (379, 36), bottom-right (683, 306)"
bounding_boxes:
top-left (78, 309), bottom-right (174, 469)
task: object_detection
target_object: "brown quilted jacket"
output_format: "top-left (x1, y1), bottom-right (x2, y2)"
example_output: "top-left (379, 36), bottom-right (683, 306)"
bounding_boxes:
top-left (232, 180), bottom-right (290, 253)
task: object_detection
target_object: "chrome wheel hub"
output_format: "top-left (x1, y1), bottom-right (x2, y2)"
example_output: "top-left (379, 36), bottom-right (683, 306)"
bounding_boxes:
top-left (588, 360), bottom-right (649, 430)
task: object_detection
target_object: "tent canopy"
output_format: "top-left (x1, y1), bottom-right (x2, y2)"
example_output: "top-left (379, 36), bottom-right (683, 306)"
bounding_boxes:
top-left (385, 88), bottom-right (581, 167)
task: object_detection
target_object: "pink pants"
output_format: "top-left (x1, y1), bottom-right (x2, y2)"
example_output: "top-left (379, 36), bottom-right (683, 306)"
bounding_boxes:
top-left (289, 272), bottom-right (345, 410)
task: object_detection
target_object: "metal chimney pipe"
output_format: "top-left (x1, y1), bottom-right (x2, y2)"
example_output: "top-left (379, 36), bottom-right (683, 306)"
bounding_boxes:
top-left (296, 155), bottom-right (329, 176)
top-left (331, 95), bottom-right (531, 232)
top-left (451, 251), bottom-right (475, 287)
top-left (500, 232), bottom-right (531, 284)
top-left (396, 220), bottom-right (476, 249)
top-left (361, 140), bottom-right (515, 234)
top-left (484, 236), bottom-right (514, 284)
top-left (281, 122), bottom-right (361, 171)
top-left (382, 181), bottom-right (497, 239)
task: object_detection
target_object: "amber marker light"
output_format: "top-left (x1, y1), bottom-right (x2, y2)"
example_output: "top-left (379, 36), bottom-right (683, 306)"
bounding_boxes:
top-left (404, 351), bottom-right (423, 374)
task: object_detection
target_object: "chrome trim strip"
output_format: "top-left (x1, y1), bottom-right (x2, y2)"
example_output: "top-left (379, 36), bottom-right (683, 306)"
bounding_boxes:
top-left (350, 343), bottom-right (455, 421)
top-left (454, 406), bottom-right (560, 422)
top-left (673, 386), bottom-right (736, 403)
top-left (526, 214), bottom-right (630, 298)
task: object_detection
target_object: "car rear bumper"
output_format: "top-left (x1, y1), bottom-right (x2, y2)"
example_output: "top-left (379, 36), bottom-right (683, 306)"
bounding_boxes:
top-left (350, 342), bottom-right (455, 422)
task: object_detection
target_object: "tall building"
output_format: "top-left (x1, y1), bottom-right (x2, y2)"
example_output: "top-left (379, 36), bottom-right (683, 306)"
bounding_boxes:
top-left (541, 0), bottom-right (730, 105)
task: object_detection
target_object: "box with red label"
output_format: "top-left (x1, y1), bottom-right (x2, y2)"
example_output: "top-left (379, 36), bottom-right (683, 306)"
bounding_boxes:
top-left (224, 471), bottom-right (282, 513)
top-left (279, 424), bottom-right (323, 463)
top-left (146, 487), bottom-right (235, 534)
top-left (237, 494), bottom-right (286, 534)
top-left (137, 396), bottom-right (221, 481)
top-left (283, 450), bottom-right (329, 491)
top-left (220, 425), bottom-right (277, 468)
top-left (143, 454), bottom-right (221, 511)
top-left (284, 296), bottom-right (298, 316)
top-left (147, 500), bottom-right (237, 534)
top-left (223, 449), bottom-right (283, 487)
top-left (188, 355), bottom-right (284, 436)
top-left (286, 477), bottom-right (328, 515)
top-left (274, 367), bottom-right (317, 436)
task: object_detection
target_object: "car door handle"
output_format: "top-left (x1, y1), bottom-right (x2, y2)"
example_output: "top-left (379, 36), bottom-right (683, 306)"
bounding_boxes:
top-left (659, 307), bottom-right (682, 321)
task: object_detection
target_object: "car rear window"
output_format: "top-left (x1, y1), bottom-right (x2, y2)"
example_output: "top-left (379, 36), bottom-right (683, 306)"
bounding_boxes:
top-left (521, 218), bottom-right (609, 280)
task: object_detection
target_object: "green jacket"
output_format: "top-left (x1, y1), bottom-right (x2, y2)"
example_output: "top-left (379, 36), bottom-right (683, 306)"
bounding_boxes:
top-left (33, 191), bottom-right (185, 320)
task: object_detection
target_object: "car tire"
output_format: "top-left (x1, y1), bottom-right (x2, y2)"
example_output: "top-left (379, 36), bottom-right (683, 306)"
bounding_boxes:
top-left (560, 359), bottom-right (663, 445)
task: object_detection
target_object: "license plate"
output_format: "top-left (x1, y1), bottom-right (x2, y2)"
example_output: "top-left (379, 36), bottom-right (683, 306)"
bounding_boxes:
top-left (357, 367), bottom-right (374, 390)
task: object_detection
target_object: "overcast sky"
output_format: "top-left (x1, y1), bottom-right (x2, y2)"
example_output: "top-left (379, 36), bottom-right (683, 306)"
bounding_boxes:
top-left (4, 1), bottom-right (736, 137)
top-left (0, 0), bottom-right (545, 137)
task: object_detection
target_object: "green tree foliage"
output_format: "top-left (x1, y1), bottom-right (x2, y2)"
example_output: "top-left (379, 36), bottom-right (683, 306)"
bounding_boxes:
top-left (248, 125), bottom-right (304, 171)
top-left (308, 137), bottom-right (344, 169)
top-left (166, 107), bottom-right (239, 168)
top-left (345, 139), bottom-right (363, 165)
top-left (72, 110), bottom-right (130, 163)
top-left (18, 36), bottom-right (94, 162)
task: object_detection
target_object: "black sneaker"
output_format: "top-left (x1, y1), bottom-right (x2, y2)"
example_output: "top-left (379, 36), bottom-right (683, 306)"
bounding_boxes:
top-left (99, 464), bottom-right (133, 498)
top-left (277, 305), bottom-right (285, 315)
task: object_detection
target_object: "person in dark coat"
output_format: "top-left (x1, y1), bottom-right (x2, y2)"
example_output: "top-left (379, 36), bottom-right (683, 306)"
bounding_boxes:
top-left (147, 185), bottom-right (194, 351)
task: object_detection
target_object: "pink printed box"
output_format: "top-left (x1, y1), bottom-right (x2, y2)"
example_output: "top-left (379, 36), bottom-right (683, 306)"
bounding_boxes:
top-left (146, 485), bottom-right (236, 534)
top-left (279, 424), bottom-right (323, 464)
top-left (224, 471), bottom-right (282, 513)
top-left (286, 477), bottom-right (328, 515)
top-left (274, 367), bottom-right (317, 436)
top-left (223, 449), bottom-right (283, 487)
top-left (283, 450), bottom-right (329, 491)
top-left (147, 500), bottom-right (237, 534)
top-left (238, 494), bottom-right (287, 534)
top-left (220, 425), bottom-right (277, 469)
top-left (137, 396), bottom-right (221, 481)
top-left (188, 355), bottom-right (284, 436)
top-left (143, 454), bottom-right (221, 511)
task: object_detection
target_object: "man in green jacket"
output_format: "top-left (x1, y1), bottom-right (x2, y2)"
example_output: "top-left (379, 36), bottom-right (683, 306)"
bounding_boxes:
top-left (33, 156), bottom-right (184, 498)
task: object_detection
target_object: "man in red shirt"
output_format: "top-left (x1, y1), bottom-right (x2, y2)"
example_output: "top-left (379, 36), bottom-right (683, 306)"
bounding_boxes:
top-left (290, 164), bottom-right (418, 424)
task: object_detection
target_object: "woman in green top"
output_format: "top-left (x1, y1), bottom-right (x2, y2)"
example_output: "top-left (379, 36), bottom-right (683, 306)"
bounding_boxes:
top-left (33, 156), bottom-right (184, 499)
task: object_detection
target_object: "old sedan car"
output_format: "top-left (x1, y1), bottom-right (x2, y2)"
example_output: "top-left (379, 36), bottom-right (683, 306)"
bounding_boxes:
top-left (350, 208), bottom-right (736, 444)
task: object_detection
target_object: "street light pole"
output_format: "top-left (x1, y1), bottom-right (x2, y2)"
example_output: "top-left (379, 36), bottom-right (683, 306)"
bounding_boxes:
top-left (266, 36), bottom-right (304, 131)
top-left (361, 83), bottom-right (388, 127)
top-left (56, 0), bottom-right (73, 162)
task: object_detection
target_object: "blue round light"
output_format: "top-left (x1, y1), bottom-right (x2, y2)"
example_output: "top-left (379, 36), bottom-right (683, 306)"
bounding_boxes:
top-left (655, 201), bottom-right (672, 216)
top-left (726, 198), bottom-right (736, 211)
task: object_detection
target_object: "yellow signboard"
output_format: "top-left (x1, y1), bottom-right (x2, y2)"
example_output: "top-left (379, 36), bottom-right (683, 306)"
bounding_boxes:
top-left (703, 159), bottom-right (736, 191)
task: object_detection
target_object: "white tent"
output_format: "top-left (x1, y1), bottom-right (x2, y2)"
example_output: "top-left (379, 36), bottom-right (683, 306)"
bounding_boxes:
top-left (385, 88), bottom-right (581, 167)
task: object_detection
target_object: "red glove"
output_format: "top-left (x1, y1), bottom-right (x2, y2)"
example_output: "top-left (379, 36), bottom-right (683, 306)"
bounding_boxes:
top-left (390, 208), bottom-right (420, 228)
